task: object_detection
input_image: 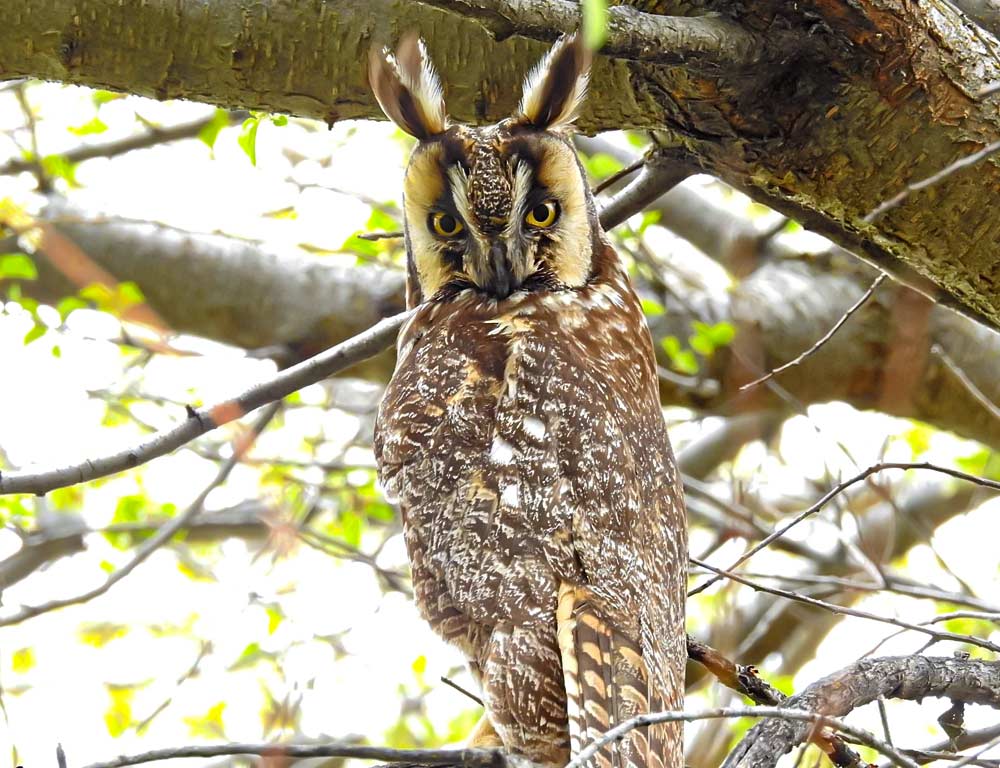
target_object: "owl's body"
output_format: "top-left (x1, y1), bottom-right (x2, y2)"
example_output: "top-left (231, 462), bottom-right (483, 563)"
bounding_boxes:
top-left (371, 36), bottom-right (687, 768)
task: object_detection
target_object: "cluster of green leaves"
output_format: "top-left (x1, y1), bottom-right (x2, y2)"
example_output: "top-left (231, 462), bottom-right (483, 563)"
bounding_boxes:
top-left (642, 308), bottom-right (736, 376)
top-left (237, 112), bottom-right (289, 166)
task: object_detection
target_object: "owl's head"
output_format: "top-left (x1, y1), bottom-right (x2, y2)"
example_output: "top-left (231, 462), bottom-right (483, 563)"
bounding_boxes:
top-left (370, 35), bottom-right (599, 304)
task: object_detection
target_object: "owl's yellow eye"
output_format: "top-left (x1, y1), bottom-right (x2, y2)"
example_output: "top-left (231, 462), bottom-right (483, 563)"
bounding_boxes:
top-left (430, 212), bottom-right (464, 238)
top-left (525, 200), bottom-right (559, 228)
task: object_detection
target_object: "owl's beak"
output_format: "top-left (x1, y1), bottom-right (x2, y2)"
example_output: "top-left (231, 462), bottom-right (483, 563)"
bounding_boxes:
top-left (487, 242), bottom-right (516, 299)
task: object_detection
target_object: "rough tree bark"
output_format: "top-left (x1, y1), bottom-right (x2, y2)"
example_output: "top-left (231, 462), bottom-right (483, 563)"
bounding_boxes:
top-left (3, 0), bottom-right (1000, 329)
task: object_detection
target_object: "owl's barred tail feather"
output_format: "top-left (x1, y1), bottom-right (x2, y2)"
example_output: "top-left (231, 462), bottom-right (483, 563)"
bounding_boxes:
top-left (557, 584), bottom-right (670, 768)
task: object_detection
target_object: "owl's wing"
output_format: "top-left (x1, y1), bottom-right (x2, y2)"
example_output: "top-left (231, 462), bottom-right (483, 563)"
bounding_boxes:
top-left (523, 282), bottom-right (686, 768)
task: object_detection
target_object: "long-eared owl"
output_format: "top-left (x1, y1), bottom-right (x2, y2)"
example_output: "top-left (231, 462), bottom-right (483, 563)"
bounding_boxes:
top-left (371, 34), bottom-right (687, 768)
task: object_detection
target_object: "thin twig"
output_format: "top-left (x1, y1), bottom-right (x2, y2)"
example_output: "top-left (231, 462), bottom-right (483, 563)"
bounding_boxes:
top-left (690, 557), bottom-right (1000, 654)
top-left (877, 697), bottom-right (893, 746)
top-left (933, 344), bottom-right (1000, 422)
top-left (592, 157), bottom-right (645, 195)
top-left (439, 676), bottom-right (484, 706)
top-left (740, 274), bottom-right (886, 391)
top-left (0, 402), bottom-right (281, 628)
top-left (565, 706), bottom-right (921, 768)
top-left (881, 723), bottom-right (1000, 768)
top-left (0, 311), bottom-right (410, 496)
top-left (694, 569), bottom-right (1000, 613)
top-left (687, 461), bottom-right (1000, 598)
top-left (358, 230), bottom-right (403, 241)
top-left (13, 84), bottom-right (49, 192)
top-left (0, 110), bottom-right (248, 177)
top-left (863, 140), bottom-right (1000, 223)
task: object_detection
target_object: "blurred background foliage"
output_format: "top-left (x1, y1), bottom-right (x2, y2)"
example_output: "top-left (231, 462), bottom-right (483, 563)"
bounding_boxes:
top-left (0, 80), bottom-right (997, 768)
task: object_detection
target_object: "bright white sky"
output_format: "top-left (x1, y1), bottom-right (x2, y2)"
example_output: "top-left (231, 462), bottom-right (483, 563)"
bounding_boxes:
top-left (0, 84), bottom-right (997, 768)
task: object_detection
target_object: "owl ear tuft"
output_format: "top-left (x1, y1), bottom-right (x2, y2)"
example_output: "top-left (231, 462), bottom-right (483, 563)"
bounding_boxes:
top-left (516, 34), bottom-right (591, 132)
top-left (369, 34), bottom-right (447, 140)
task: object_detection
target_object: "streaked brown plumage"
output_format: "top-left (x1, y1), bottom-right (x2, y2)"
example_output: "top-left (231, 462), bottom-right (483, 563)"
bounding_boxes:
top-left (371, 35), bottom-right (687, 768)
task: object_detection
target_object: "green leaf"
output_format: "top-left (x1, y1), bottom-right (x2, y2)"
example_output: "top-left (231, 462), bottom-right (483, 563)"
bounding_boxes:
top-left (266, 604), bottom-right (283, 635)
top-left (56, 296), bottom-right (88, 319)
top-left (79, 281), bottom-right (145, 317)
top-left (197, 108), bottom-right (230, 149)
top-left (641, 299), bottom-right (664, 317)
top-left (23, 324), bottom-right (45, 345)
top-left (104, 685), bottom-right (135, 738)
top-left (582, 0), bottom-right (609, 50)
top-left (68, 116), bottom-right (109, 136)
top-left (367, 207), bottom-right (400, 233)
top-left (411, 654), bottom-right (427, 677)
top-left (238, 116), bottom-right (261, 165)
top-left (701, 321), bottom-right (737, 347)
top-left (638, 210), bottom-right (661, 234)
top-left (689, 334), bottom-right (714, 356)
top-left (92, 90), bottom-right (124, 106)
top-left (584, 152), bottom-right (622, 180)
top-left (230, 642), bottom-right (274, 670)
top-left (79, 622), bottom-right (129, 647)
top-left (11, 647), bottom-right (35, 674)
top-left (270, 114), bottom-right (288, 127)
top-left (340, 511), bottom-right (362, 548)
top-left (955, 449), bottom-right (1000, 481)
top-left (0, 254), bottom-right (37, 281)
top-left (184, 701), bottom-right (226, 739)
top-left (689, 320), bottom-right (736, 357)
top-left (40, 154), bottom-right (79, 186)
top-left (661, 336), bottom-right (699, 375)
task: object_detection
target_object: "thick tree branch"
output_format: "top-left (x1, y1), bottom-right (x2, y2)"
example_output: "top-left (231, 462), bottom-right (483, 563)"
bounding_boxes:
top-left (419, 0), bottom-right (773, 68)
top-left (725, 656), bottom-right (1000, 768)
top-left (4, 0), bottom-right (1000, 327)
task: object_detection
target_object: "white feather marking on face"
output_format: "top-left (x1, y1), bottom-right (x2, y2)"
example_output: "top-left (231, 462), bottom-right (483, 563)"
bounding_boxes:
top-left (523, 415), bottom-right (547, 440)
top-left (447, 164), bottom-right (474, 232)
top-left (490, 435), bottom-right (515, 464)
top-left (500, 483), bottom-right (520, 507)
top-left (506, 161), bottom-right (534, 239)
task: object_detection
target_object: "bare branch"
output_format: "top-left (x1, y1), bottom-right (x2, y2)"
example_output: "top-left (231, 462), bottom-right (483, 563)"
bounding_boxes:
top-left (740, 274), bottom-right (887, 392)
top-left (725, 656), bottom-right (1000, 768)
top-left (0, 312), bottom-right (410, 496)
top-left (0, 402), bottom-right (280, 627)
top-left (566, 705), bottom-right (920, 768)
top-left (934, 344), bottom-right (1000, 423)
top-left (80, 744), bottom-right (504, 768)
top-left (0, 110), bottom-right (247, 177)
top-left (688, 462), bottom-right (1000, 598)
top-left (691, 558), bottom-right (1000, 655)
top-left (598, 151), bottom-right (693, 230)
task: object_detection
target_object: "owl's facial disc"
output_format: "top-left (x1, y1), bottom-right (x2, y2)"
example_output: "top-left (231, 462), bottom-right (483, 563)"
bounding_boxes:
top-left (371, 32), bottom-right (594, 304)
top-left (403, 126), bottom-right (595, 301)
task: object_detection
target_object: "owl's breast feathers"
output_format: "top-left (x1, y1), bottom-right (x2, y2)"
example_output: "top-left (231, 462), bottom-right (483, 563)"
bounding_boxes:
top-left (374, 242), bottom-right (686, 767)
